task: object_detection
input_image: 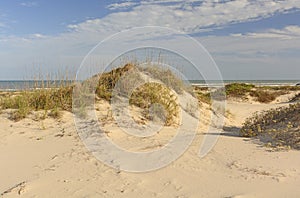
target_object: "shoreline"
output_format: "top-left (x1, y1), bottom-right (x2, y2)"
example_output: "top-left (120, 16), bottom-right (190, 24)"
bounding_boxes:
top-left (1, 80), bottom-right (299, 91)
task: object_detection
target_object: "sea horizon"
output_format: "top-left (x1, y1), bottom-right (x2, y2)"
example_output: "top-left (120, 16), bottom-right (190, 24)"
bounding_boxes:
top-left (0, 79), bottom-right (299, 91)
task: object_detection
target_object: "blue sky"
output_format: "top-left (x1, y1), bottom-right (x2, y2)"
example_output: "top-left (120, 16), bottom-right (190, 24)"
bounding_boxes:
top-left (0, 0), bottom-right (300, 80)
top-left (0, 0), bottom-right (111, 36)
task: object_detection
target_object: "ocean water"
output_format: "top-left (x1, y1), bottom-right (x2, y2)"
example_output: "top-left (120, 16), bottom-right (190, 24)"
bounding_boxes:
top-left (0, 81), bottom-right (73, 91)
top-left (189, 80), bottom-right (300, 87)
top-left (0, 80), bottom-right (299, 91)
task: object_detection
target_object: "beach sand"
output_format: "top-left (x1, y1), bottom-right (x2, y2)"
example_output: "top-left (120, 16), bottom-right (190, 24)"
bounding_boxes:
top-left (1, 94), bottom-right (300, 198)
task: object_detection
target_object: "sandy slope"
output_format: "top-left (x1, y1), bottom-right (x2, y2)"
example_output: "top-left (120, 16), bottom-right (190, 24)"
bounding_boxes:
top-left (1, 97), bottom-right (300, 197)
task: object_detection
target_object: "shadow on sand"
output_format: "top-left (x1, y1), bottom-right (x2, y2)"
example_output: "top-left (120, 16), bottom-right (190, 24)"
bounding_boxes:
top-left (202, 126), bottom-right (242, 138)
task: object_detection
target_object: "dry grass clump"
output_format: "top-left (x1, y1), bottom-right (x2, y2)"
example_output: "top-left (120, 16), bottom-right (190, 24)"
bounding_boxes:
top-left (192, 86), bottom-right (211, 104)
top-left (193, 86), bottom-right (209, 91)
top-left (0, 84), bottom-right (73, 121)
top-left (94, 63), bottom-right (184, 125)
top-left (130, 82), bottom-right (179, 125)
top-left (95, 63), bottom-right (136, 100)
top-left (240, 103), bottom-right (300, 149)
top-left (195, 92), bottom-right (211, 104)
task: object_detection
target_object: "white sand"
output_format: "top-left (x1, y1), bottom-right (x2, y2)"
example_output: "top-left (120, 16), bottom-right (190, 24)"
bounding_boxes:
top-left (1, 95), bottom-right (300, 197)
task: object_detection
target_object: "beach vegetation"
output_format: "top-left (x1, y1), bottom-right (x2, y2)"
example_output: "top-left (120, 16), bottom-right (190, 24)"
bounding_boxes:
top-left (240, 103), bottom-right (300, 150)
top-left (0, 63), bottom-right (183, 125)
top-left (195, 92), bottom-right (211, 104)
top-left (225, 83), bottom-right (255, 97)
top-left (250, 90), bottom-right (276, 103)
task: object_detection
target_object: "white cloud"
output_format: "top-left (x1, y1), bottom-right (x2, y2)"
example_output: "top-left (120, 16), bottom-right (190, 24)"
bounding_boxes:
top-left (29, 33), bottom-right (48, 39)
top-left (0, 13), bottom-right (7, 29)
top-left (232, 25), bottom-right (300, 39)
top-left (1, 0), bottom-right (300, 79)
top-left (106, 2), bottom-right (139, 10)
top-left (1, 24), bottom-right (300, 80)
top-left (94, 0), bottom-right (300, 33)
top-left (198, 32), bottom-right (300, 79)
top-left (0, 22), bottom-right (5, 28)
top-left (20, 1), bottom-right (38, 8)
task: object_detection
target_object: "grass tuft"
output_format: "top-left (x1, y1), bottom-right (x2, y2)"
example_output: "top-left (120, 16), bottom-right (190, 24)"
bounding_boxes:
top-left (0, 82), bottom-right (73, 121)
top-left (130, 83), bottom-right (179, 126)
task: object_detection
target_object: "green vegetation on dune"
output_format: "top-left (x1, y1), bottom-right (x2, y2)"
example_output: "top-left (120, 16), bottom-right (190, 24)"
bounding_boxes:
top-left (130, 83), bottom-right (179, 125)
top-left (0, 63), bottom-right (183, 125)
top-left (225, 83), bottom-right (255, 97)
top-left (190, 82), bottom-right (297, 104)
top-left (261, 85), bottom-right (300, 91)
top-left (241, 103), bottom-right (300, 149)
top-left (95, 63), bottom-right (136, 100)
top-left (249, 90), bottom-right (288, 103)
top-left (207, 83), bottom-right (293, 103)
top-left (95, 63), bottom-right (187, 98)
top-left (0, 87), bottom-right (73, 121)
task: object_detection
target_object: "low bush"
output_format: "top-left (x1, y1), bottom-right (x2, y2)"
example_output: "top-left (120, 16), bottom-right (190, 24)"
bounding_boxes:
top-left (250, 90), bottom-right (276, 103)
top-left (225, 83), bottom-right (255, 98)
top-left (240, 103), bottom-right (300, 149)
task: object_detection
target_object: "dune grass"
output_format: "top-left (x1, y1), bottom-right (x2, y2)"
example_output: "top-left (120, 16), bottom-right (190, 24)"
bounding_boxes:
top-left (207, 83), bottom-right (293, 103)
top-left (0, 63), bottom-right (184, 125)
top-left (95, 63), bottom-right (136, 100)
top-left (240, 103), bottom-right (300, 149)
top-left (129, 82), bottom-right (179, 125)
top-left (95, 63), bottom-right (181, 125)
top-left (194, 92), bottom-right (211, 104)
top-left (0, 86), bottom-right (73, 121)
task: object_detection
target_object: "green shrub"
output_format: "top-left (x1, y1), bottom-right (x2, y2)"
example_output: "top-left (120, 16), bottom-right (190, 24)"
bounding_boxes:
top-left (240, 103), bottom-right (300, 149)
top-left (250, 90), bottom-right (276, 103)
top-left (130, 82), bottom-right (179, 126)
top-left (225, 83), bottom-right (255, 97)
top-left (250, 90), bottom-right (288, 103)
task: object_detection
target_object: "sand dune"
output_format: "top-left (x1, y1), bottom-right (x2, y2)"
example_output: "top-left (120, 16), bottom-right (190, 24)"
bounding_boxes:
top-left (1, 93), bottom-right (300, 198)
